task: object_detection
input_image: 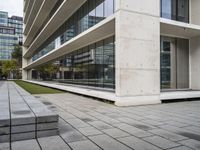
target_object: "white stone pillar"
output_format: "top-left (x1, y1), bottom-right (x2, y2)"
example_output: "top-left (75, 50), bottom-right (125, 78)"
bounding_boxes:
top-left (190, 36), bottom-right (200, 90)
top-left (22, 46), bottom-right (28, 80)
top-left (115, 0), bottom-right (161, 106)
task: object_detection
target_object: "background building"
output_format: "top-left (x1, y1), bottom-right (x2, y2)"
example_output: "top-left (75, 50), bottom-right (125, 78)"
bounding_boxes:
top-left (23, 0), bottom-right (200, 106)
top-left (0, 11), bottom-right (23, 60)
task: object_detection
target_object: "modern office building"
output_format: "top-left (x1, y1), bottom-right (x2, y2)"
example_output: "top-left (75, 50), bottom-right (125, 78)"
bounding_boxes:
top-left (0, 11), bottom-right (23, 60)
top-left (23, 0), bottom-right (200, 106)
top-left (8, 16), bottom-right (23, 44)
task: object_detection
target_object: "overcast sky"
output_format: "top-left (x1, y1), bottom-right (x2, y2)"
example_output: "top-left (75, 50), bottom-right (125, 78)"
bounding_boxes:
top-left (0, 0), bottom-right (23, 17)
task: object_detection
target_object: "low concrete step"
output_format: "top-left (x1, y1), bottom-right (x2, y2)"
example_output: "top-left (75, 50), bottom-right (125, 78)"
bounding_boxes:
top-left (0, 81), bottom-right (59, 143)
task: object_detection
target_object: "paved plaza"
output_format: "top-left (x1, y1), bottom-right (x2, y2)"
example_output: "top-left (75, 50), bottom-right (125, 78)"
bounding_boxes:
top-left (1, 86), bottom-right (200, 150)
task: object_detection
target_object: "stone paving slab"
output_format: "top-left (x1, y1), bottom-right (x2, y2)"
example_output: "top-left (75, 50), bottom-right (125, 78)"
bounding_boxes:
top-left (143, 135), bottom-right (180, 149)
top-left (12, 139), bottom-right (40, 150)
top-left (69, 140), bottom-right (101, 150)
top-left (0, 81), bottom-right (59, 143)
top-left (38, 136), bottom-right (71, 150)
top-left (1, 88), bottom-right (200, 149)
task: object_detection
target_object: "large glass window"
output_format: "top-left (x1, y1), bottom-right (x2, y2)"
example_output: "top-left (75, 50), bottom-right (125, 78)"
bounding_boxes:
top-left (161, 0), bottom-right (189, 23)
top-left (32, 0), bottom-right (115, 61)
top-left (32, 36), bottom-right (115, 89)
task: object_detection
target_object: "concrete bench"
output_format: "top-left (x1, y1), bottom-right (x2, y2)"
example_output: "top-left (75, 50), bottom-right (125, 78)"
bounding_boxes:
top-left (0, 81), bottom-right (59, 143)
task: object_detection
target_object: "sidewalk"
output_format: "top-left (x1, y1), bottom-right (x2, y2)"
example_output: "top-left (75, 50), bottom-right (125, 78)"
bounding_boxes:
top-left (1, 83), bottom-right (200, 150)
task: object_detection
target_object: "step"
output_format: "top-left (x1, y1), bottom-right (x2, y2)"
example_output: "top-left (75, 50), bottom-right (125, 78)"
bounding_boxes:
top-left (0, 81), bottom-right (59, 143)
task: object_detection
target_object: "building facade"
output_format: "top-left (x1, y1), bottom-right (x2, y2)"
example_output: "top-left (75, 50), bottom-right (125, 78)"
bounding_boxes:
top-left (0, 11), bottom-right (23, 60)
top-left (23, 0), bottom-right (200, 106)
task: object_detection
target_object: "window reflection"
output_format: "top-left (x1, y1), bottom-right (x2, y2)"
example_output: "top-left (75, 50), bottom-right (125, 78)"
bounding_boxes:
top-left (32, 36), bottom-right (115, 89)
top-left (161, 0), bottom-right (189, 23)
top-left (32, 0), bottom-right (115, 61)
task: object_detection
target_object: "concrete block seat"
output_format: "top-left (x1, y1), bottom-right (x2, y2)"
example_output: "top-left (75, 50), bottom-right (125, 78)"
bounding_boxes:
top-left (0, 81), bottom-right (59, 143)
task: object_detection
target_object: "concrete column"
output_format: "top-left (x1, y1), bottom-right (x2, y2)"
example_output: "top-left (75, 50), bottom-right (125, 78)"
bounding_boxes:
top-left (115, 0), bottom-right (161, 106)
top-left (176, 38), bottom-right (189, 89)
top-left (190, 0), bottom-right (200, 26)
top-left (22, 46), bottom-right (28, 80)
top-left (27, 69), bottom-right (32, 80)
top-left (190, 36), bottom-right (200, 90)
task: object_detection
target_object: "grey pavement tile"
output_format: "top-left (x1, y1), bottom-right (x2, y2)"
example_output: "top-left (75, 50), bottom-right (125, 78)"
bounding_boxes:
top-left (140, 119), bottom-right (167, 126)
top-left (12, 139), bottom-right (40, 150)
top-left (11, 124), bottom-right (35, 134)
top-left (0, 135), bottom-right (9, 143)
top-left (149, 128), bottom-right (188, 142)
top-left (11, 114), bottom-right (36, 126)
top-left (89, 134), bottom-right (131, 150)
top-left (182, 126), bottom-right (200, 135)
top-left (0, 127), bottom-right (9, 135)
top-left (166, 121), bottom-right (190, 128)
top-left (38, 136), bottom-right (71, 150)
top-left (60, 128), bottom-right (87, 143)
top-left (88, 121), bottom-right (113, 130)
top-left (94, 116), bottom-right (120, 125)
top-left (59, 111), bottom-right (76, 120)
top-left (0, 142), bottom-right (9, 150)
top-left (59, 122), bottom-right (76, 134)
top-left (178, 139), bottom-right (200, 150)
top-left (78, 126), bottom-right (102, 136)
top-left (169, 146), bottom-right (193, 150)
top-left (11, 132), bottom-right (35, 142)
top-left (159, 124), bottom-right (200, 141)
top-left (0, 116), bottom-right (10, 127)
top-left (37, 122), bottom-right (58, 131)
top-left (69, 140), bottom-right (101, 150)
top-left (143, 135), bottom-right (180, 149)
top-left (102, 128), bottom-right (130, 138)
top-left (36, 113), bottom-right (59, 123)
top-left (118, 136), bottom-right (162, 150)
top-left (66, 118), bottom-right (90, 128)
top-left (113, 123), bottom-right (153, 138)
top-left (37, 129), bottom-right (58, 138)
top-left (117, 117), bottom-right (156, 130)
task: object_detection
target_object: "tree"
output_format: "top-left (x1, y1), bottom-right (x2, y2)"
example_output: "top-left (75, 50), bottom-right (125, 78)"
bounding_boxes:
top-left (12, 44), bottom-right (22, 67)
top-left (2, 60), bottom-right (17, 79)
top-left (10, 44), bottom-right (22, 79)
top-left (36, 63), bottom-right (58, 80)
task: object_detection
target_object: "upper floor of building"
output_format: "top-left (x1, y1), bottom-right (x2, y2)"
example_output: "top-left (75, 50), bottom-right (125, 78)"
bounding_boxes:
top-left (0, 11), bottom-right (23, 44)
top-left (23, 0), bottom-right (200, 64)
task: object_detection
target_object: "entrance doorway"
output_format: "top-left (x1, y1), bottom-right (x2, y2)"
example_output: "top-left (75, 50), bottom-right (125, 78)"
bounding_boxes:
top-left (160, 36), bottom-right (189, 90)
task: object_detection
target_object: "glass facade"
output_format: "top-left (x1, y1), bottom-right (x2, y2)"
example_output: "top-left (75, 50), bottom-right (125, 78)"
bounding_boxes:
top-left (0, 11), bottom-right (8, 26)
top-left (0, 11), bottom-right (23, 60)
top-left (0, 34), bottom-right (18, 60)
top-left (160, 36), bottom-right (189, 90)
top-left (32, 0), bottom-right (115, 61)
top-left (32, 36), bottom-right (115, 89)
top-left (8, 16), bottom-right (23, 44)
top-left (161, 0), bottom-right (189, 23)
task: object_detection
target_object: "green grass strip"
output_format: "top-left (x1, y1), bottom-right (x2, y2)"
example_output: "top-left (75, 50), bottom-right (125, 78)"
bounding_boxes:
top-left (14, 80), bottom-right (64, 94)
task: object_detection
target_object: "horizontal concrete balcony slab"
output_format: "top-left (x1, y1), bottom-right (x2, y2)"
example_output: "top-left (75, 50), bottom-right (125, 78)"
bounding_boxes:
top-left (23, 0), bottom-right (29, 12)
top-left (24, 15), bottom-right (115, 70)
top-left (23, 0), bottom-right (86, 58)
top-left (23, 0), bottom-right (44, 36)
top-left (160, 18), bottom-right (200, 38)
top-left (24, 0), bottom-right (34, 24)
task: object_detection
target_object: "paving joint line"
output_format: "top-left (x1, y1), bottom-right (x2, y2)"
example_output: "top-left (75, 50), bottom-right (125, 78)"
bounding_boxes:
top-left (49, 101), bottom-right (134, 150)
top-left (7, 82), bottom-right (12, 150)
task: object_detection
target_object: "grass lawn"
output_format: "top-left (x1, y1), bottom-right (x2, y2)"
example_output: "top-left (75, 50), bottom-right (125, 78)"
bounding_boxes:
top-left (14, 80), bottom-right (65, 94)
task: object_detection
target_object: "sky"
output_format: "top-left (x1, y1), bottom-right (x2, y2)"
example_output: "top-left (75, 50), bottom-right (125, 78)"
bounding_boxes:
top-left (0, 0), bottom-right (23, 17)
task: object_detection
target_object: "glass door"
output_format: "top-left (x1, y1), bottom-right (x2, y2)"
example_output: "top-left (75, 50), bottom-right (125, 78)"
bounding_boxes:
top-left (160, 36), bottom-right (189, 90)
